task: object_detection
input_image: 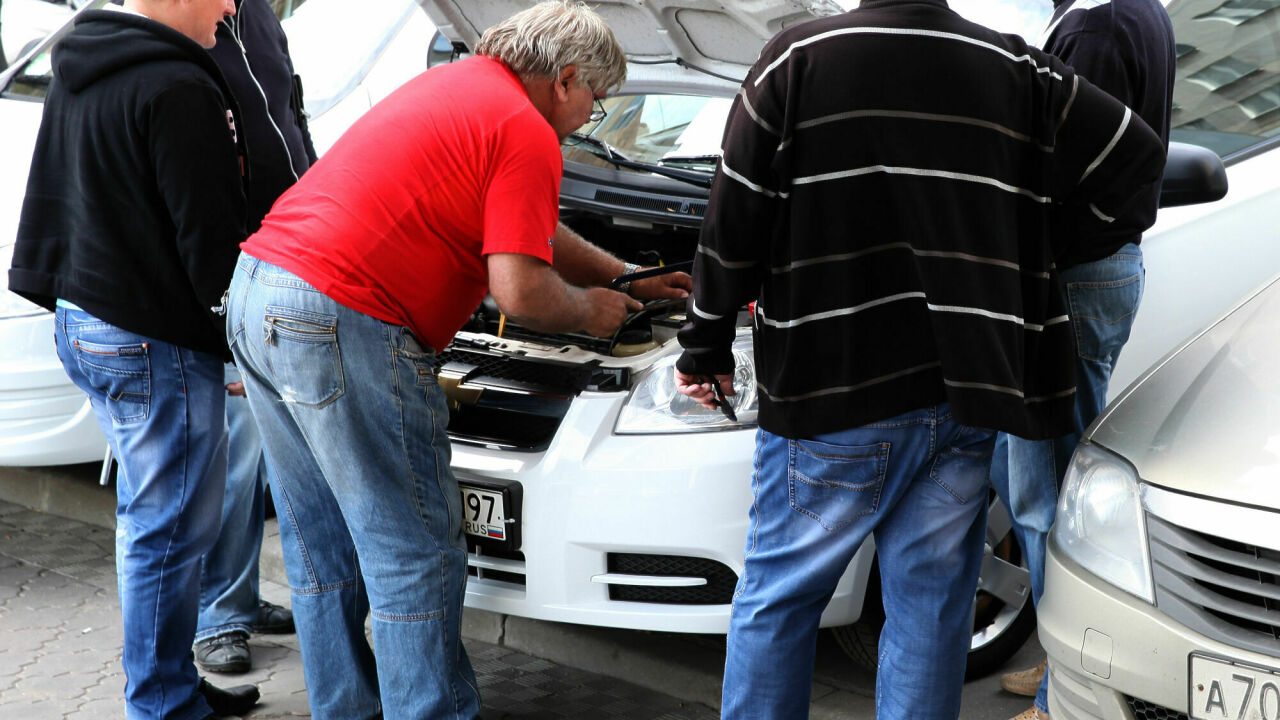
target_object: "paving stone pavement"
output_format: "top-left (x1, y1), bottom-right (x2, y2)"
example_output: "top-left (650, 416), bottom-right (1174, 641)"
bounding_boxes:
top-left (0, 500), bottom-right (717, 719)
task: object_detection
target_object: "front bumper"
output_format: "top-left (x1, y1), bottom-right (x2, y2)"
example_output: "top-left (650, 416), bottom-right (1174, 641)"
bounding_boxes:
top-left (1039, 535), bottom-right (1280, 720)
top-left (0, 312), bottom-right (105, 466)
top-left (453, 390), bottom-right (876, 634)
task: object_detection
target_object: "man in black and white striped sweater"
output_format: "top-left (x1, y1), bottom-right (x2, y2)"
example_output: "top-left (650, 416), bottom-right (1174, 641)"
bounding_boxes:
top-left (995, 1), bottom-right (1175, 717)
top-left (673, 1), bottom-right (1164, 718)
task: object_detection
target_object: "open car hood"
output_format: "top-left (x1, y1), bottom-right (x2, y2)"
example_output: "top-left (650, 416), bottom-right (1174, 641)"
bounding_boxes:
top-left (416, 0), bottom-right (844, 90)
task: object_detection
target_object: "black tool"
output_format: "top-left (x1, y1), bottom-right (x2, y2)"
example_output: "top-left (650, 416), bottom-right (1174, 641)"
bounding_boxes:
top-left (702, 375), bottom-right (737, 422)
top-left (609, 261), bottom-right (694, 291)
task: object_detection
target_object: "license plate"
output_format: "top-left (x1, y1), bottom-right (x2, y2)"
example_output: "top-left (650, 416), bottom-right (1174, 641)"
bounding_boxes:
top-left (459, 481), bottom-right (520, 549)
top-left (1190, 654), bottom-right (1280, 720)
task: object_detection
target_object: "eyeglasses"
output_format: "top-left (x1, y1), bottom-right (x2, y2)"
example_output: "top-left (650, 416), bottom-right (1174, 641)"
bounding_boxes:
top-left (588, 98), bottom-right (607, 123)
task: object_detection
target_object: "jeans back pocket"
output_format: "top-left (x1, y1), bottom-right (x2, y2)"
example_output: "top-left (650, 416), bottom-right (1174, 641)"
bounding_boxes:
top-left (262, 305), bottom-right (344, 408)
top-left (788, 439), bottom-right (889, 531)
top-left (1066, 271), bottom-right (1143, 364)
top-left (72, 339), bottom-right (150, 424)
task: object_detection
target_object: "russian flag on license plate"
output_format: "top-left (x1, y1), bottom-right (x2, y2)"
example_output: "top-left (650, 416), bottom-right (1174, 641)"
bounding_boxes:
top-left (487, 527), bottom-right (505, 540)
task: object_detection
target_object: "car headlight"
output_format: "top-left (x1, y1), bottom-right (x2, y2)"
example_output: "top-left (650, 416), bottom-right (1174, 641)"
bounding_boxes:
top-left (1053, 441), bottom-right (1154, 603)
top-left (0, 244), bottom-right (47, 320)
top-left (614, 331), bottom-right (758, 434)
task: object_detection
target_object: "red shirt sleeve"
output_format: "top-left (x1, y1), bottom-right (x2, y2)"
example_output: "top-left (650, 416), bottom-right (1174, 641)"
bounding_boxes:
top-left (481, 108), bottom-right (561, 264)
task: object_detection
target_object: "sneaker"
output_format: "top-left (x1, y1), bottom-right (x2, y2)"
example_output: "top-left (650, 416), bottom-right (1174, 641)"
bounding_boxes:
top-left (197, 677), bottom-right (259, 717)
top-left (251, 600), bottom-right (294, 635)
top-left (1000, 659), bottom-right (1047, 697)
top-left (1009, 707), bottom-right (1050, 720)
top-left (194, 632), bottom-right (251, 674)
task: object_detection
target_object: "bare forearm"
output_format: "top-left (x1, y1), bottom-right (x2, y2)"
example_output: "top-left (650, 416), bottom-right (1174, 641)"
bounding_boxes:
top-left (496, 265), bottom-right (592, 333)
top-left (550, 222), bottom-right (625, 288)
top-left (488, 252), bottom-right (641, 337)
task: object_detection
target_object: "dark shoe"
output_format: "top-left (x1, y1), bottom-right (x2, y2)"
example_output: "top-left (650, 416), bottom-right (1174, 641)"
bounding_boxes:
top-left (251, 599), bottom-right (294, 635)
top-left (195, 632), bottom-right (251, 674)
top-left (198, 677), bottom-right (259, 717)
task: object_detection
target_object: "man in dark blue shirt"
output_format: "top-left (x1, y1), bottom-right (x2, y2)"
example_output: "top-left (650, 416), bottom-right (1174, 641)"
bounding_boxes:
top-left (992, 2), bottom-right (1175, 718)
top-left (193, 0), bottom-right (315, 675)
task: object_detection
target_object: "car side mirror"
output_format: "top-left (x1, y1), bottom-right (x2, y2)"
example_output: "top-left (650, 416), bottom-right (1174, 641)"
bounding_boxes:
top-left (1159, 141), bottom-right (1228, 208)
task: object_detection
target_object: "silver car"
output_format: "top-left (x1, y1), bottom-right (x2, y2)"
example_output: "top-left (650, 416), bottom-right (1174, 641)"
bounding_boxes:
top-left (1041, 271), bottom-right (1280, 719)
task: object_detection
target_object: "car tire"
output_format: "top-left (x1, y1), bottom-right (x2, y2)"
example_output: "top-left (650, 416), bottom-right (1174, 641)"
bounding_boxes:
top-left (830, 492), bottom-right (1035, 680)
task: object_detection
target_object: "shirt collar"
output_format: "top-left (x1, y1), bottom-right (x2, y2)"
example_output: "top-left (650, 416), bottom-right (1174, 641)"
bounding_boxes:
top-left (857, 0), bottom-right (952, 10)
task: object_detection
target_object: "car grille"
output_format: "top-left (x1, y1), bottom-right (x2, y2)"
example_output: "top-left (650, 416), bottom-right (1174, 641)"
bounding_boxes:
top-left (437, 347), bottom-right (618, 451)
top-left (1125, 696), bottom-right (1188, 720)
top-left (439, 347), bottom-right (595, 396)
top-left (1148, 514), bottom-right (1280, 658)
top-left (605, 554), bottom-right (738, 605)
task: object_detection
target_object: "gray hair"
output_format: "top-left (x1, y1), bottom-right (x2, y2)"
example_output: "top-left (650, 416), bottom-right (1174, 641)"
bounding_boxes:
top-left (475, 1), bottom-right (627, 94)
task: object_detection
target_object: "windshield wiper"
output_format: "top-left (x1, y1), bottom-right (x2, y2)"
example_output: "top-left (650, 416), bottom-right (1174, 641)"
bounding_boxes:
top-left (660, 154), bottom-right (720, 170)
top-left (568, 132), bottom-right (712, 189)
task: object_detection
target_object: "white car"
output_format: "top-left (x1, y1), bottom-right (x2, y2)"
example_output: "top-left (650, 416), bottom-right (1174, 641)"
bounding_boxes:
top-left (1, 0), bottom-right (74, 69)
top-left (0, 0), bottom-right (431, 466)
top-left (418, 0), bottom-right (1232, 677)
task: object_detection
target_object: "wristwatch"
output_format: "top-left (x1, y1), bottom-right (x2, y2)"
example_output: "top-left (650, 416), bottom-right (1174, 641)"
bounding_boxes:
top-left (616, 262), bottom-right (641, 295)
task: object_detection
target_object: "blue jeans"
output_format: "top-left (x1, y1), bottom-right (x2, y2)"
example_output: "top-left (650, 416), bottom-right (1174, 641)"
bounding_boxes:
top-left (225, 255), bottom-right (479, 720)
top-left (990, 244), bottom-right (1144, 712)
top-left (55, 308), bottom-right (225, 720)
top-left (195, 363), bottom-right (267, 642)
top-left (721, 405), bottom-right (993, 720)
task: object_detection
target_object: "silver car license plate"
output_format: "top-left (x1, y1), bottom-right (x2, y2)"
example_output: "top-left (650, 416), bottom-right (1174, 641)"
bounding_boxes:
top-left (1190, 654), bottom-right (1280, 720)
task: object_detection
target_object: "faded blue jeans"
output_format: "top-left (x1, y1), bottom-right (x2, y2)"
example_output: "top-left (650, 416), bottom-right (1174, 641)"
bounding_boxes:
top-left (55, 307), bottom-right (225, 720)
top-left (721, 405), bottom-right (993, 720)
top-left (990, 244), bottom-right (1144, 712)
top-left (195, 363), bottom-right (268, 643)
top-left (225, 255), bottom-right (479, 720)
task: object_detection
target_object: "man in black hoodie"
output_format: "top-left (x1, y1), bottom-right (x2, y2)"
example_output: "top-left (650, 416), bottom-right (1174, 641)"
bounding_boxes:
top-left (192, 0), bottom-right (315, 676)
top-left (993, 2), bottom-right (1176, 719)
top-left (8, 1), bottom-right (258, 717)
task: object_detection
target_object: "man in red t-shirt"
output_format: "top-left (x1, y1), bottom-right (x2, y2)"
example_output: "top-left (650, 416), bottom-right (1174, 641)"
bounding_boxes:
top-left (224, 3), bottom-right (690, 717)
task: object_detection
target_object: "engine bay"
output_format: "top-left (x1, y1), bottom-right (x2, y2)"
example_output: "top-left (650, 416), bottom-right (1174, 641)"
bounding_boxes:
top-left (439, 213), bottom-right (699, 450)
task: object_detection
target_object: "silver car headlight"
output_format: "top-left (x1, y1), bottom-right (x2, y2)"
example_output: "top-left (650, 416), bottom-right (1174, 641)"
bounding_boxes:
top-left (1053, 441), bottom-right (1154, 603)
top-left (0, 244), bottom-right (47, 320)
top-left (614, 331), bottom-right (758, 434)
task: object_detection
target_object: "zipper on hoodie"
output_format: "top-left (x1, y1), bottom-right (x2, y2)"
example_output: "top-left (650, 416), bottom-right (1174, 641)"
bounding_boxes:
top-left (224, 13), bottom-right (300, 183)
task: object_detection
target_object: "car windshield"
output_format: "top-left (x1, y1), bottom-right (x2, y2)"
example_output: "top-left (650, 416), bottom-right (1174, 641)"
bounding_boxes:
top-left (564, 94), bottom-right (732, 177)
top-left (1164, 0), bottom-right (1280, 158)
top-left (945, 0), bottom-right (1280, 160)
top-left (946, 0), bottom-right (1280, 160)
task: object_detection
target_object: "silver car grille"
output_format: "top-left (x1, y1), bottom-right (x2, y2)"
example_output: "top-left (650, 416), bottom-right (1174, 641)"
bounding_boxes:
top-left (1147, 513), bottom-right (1280, 658)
